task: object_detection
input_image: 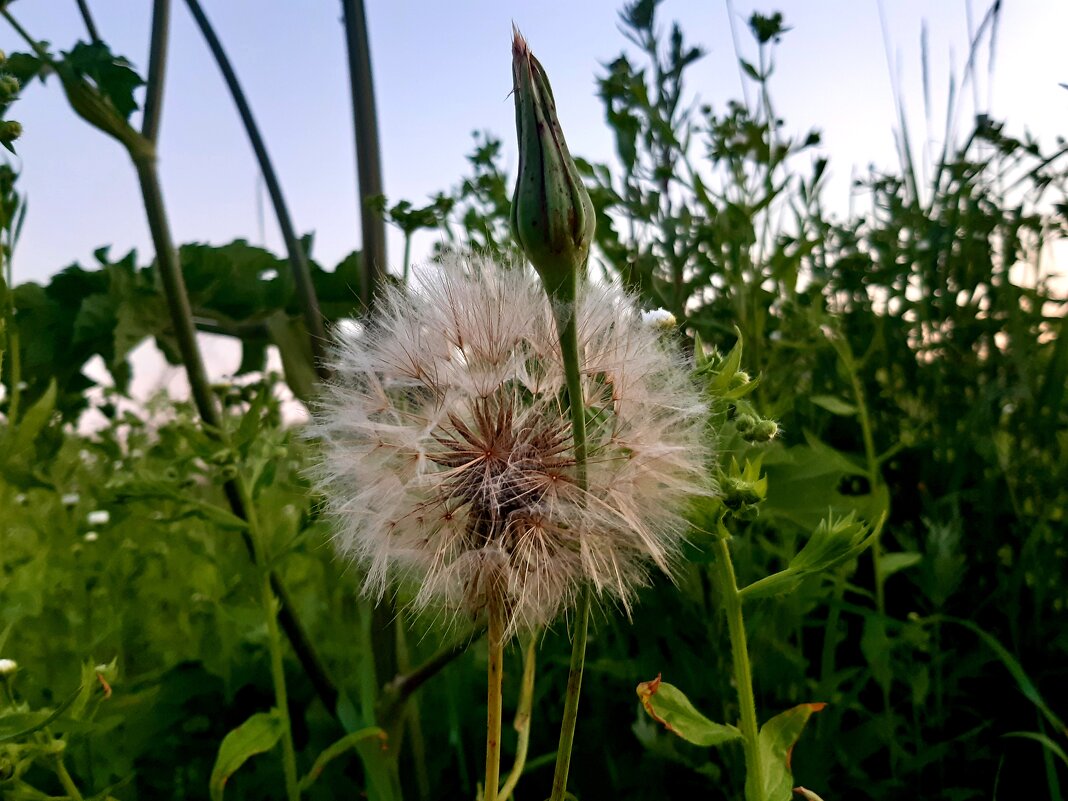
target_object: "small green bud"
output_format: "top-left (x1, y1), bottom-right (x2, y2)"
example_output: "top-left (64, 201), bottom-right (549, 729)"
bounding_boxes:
top-left (0, 120), bottom-right (21, 143)
top-left (722, 476), bottom-right (762, 510)
top-left (0, 75), bottom-right (19, 102)
top-left (734, 413), bottom-right (757, 435)
top-left (751, 419), bottom-right (779, 442)
top-left (728, 370), bottom-right (751, 390)
top-left (510, 29), bottom-right (595, 300)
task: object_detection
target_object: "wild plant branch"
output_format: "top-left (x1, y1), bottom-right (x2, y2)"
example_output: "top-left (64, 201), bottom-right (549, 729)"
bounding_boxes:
top-left (0, 3), bottom-right (342, 721)
top-left (183, 0), bottom-right (331, 380)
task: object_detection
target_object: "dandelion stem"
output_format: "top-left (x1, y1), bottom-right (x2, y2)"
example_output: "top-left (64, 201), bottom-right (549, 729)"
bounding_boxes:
top-left (711, 534), bottom-right (764, 801)
top-left (499, 632), bottom-right (537, 801)
top-left (484, 600), bottom-right (505, 801)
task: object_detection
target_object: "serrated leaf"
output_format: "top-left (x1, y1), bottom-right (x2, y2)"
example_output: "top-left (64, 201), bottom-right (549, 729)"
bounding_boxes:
top-left (636, 675), bottom-right (742, 747)
top-left (209, 710), bottom-right (285, 801)
top-left (61, 42), bottom-right (144, 119)
top-left (747, 703), bottom-right (826, 801)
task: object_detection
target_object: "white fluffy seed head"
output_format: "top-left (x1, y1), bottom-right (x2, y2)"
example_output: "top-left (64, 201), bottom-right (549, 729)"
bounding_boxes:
top-left (308, 255), bottom-right (710, 637)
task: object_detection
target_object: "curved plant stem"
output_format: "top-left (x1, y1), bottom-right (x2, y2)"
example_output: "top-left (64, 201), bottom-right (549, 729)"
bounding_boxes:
top-left (377, 625), bottom-right (483, 729)
top-left (499, 632), bottom-right (537, 801)
top-left (54, 756), bottom-right (85, 801)
top-left (183, 0), bottom-right (330, 382)
top-left (484, 600), bottom-right (505, 801)
top-left (339, 0), bottom-right (387, 310)
top-left (549, 276), bottom-right (589, 801)
top-left (711, 534), bottom-right (764, 800)
top-left (1, 4), bottom-right (341, 720)
top-left (74, 0), bottom-right (100, 43)
top-left (141, 0), bottom-right (169, 143)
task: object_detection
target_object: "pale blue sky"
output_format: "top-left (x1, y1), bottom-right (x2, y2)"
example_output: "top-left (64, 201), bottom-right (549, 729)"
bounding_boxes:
top-left (1, 1), bottom-right (1064, 286)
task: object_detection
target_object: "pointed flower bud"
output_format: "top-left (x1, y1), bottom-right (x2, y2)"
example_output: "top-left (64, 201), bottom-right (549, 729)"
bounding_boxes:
top-left (510, 29), bottom-right (595, 300)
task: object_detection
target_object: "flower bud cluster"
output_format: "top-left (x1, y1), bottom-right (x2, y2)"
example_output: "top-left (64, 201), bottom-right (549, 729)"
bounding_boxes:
top-left (0, 51), bottom-right (20, 152)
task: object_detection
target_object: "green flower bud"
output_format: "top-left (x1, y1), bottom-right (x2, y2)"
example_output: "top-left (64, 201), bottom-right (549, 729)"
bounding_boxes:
top-left (0, 75), bottom-right (19, 102)
top-left (0, 120), bottom-right (21, 144)
top-left (751, 419), bottom-right (779, 442)
top-left (510, 29), bottom-right (595, 300)
top-left (734, 413), bottom-right (757, 435)
top-left (789, 514), bottom-right (872, 576)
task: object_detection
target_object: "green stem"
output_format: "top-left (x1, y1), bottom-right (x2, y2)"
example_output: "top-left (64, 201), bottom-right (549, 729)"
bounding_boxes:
top-left (549, 275), bottom-right (589, 801)
top-left (183, 0), bottom-right (331, 381)
top-left (141, 0), bottom-right (170, 145)
top-left (74, 0), bottom-right (101, 43)
top-left (339, 0), bottom-right (387, 310)
top-left (484, 600), bottom-right (505, 801)
top-left (499, 632), bottom-right (537, 801)
top-left (5, 326), bottom-right (20, 426)
top-left (240, 478), bottom-right (300, 801)
top-left (711, 535), bottom-right (764, 800)
top-left (549, 589), bottom-right (589, 801)
top-left (54, 755), bottom-right (85, 801)
top-left (377, 626), bottom-right (483, 728)
top-left (840, 339), bottom-right (896, 774)
top-left (401, 233), bottom-right (412, 286)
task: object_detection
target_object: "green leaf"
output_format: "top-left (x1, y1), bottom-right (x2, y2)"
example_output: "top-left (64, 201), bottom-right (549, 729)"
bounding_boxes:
top-left (299, 727), bottom-right (386, 792)
top-left (636, 675), bottom-right (743, 747)
top-left (933, 616), bottom-right (1066, 735)
top-left (61, 42), bottom-right (144, 119)
top-left (861, 616), bottom-right (893, 691)
top-left (809, 394), bottom-right (857, 416)
top-left (6, 378), bottom-right (56, 455)
top-left (209, 710), bottom-right (285, 801)
top-left (266, 310), bottom-right (317, 402)
top-left (747, 703), bottom-right (826, 801)
top-left (0, 683), bottom-right (83, 744)
top-left (1003, 732), bottom-right (1068, 769)
top-left (877, 551), bottom-right (923, 582)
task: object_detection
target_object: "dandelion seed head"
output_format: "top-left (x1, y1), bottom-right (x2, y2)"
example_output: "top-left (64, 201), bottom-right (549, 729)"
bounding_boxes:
top-left (309, 256), bottom-right (710, 636)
